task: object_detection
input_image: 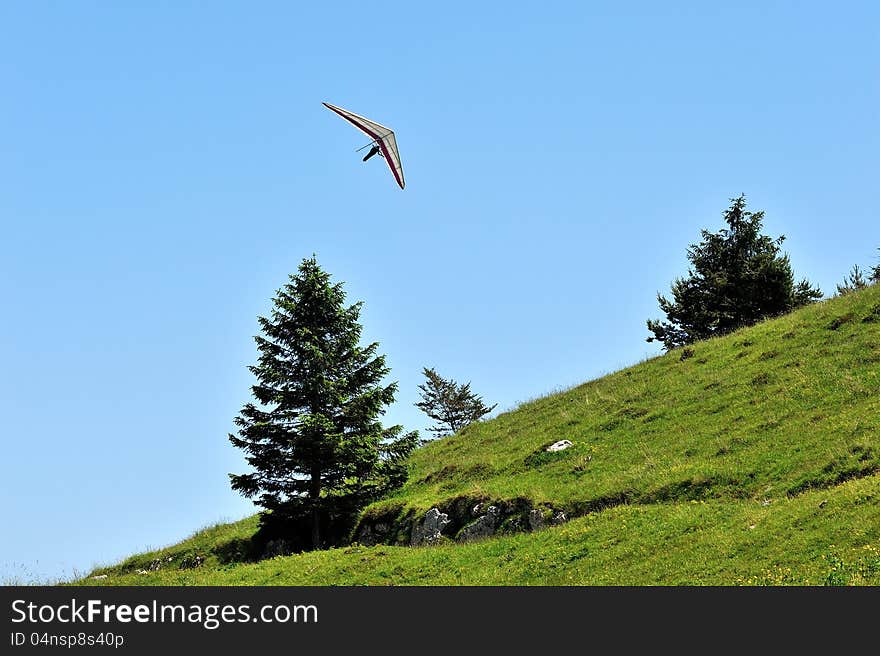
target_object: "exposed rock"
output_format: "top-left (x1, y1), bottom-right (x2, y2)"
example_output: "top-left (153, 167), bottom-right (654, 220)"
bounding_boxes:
top-left (90, 574), bottom-right (107, 580)
top-left (528, 509), bottom-right (546, 531)
top-left (506, 517), bottom-right (524, 532)
top-left (359, 500), bottom-right (570, 549)
top-left (457, 506), bottom-right (500, 542)
top-left (410, 508), bottom-right (450, 546)
top-left (144, 555), bottom-right (175, 572)
top-left (546, 440), bottom-right (573, 452)
top-left (179, 555), bottom-right (205, 570)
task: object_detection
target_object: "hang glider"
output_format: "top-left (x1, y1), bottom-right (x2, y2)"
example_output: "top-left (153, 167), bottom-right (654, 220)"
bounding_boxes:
top-left (323, 102), bottom-right (405, 189)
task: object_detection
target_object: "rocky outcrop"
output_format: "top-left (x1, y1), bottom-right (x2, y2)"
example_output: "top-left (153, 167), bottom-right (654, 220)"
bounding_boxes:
top-left (353, 498), bottom-right (571, 549)
top-left (528, 508), bottom-right (546, 531)
top-left (457, 505), bottom-right (500, 542)
top-left (179, 555), bottom-right (205, 569)
top-left (147, 556), bottom-right (173, 571)
top-left (410, 508), bottom-right (450, 546)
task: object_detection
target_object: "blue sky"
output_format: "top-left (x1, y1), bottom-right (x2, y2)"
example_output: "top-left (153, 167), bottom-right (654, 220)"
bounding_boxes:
top-left (1, 1), bottom-right (877, 582)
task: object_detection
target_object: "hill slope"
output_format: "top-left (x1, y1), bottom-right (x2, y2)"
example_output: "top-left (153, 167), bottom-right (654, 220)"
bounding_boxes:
top-left (77, 284), bottom-right (880, 585)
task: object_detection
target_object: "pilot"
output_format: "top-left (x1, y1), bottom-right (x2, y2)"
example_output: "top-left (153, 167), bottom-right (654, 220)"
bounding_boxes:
top-left (362, 144), bottom-right (381, 162)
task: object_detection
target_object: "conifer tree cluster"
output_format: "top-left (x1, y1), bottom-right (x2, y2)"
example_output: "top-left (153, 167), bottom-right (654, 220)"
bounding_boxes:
top-left (647, 195), bottom-right (822, 351)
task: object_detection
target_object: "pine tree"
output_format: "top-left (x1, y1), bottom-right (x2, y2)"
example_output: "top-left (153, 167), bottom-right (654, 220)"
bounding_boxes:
top-left (646, 195), bottom-right (822, 351)
top-left (836, 264), bottom-right (869, 296)
top-left (229, 256), bottom-right (418, 550)
top-left (415, 367), bottom-right (497, 438)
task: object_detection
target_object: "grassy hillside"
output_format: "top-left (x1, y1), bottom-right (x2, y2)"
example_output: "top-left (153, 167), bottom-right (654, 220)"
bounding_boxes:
top-left (76, 284), bottom-right (880, 585)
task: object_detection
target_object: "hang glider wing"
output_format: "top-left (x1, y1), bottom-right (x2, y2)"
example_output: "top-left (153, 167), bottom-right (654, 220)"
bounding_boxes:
top-left (323, 102), bottom-right (405, 189)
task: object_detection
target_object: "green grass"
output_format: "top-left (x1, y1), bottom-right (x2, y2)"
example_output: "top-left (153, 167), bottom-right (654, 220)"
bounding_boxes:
top-left (82, 515), bottom-right (261, 581)
top-left (74, 284), bottom-right (880, 585)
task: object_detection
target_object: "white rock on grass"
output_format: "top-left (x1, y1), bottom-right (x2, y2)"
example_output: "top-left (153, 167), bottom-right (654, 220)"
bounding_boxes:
top-left (546, 440), bottom-right (573, 452)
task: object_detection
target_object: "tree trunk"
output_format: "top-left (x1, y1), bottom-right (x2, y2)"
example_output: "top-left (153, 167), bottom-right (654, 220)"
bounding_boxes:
top-left (311, 507), bottom-right (320, 550)
top-left (310, 465), bottom-right (321, 550)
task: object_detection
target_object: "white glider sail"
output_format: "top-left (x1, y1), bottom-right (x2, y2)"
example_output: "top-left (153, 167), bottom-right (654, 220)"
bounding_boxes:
top-left (323, 102), bottom-right (405, 189)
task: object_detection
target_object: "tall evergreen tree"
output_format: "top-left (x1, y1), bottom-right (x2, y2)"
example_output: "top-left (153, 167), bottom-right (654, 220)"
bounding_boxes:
top-left (229, 256), bottom-right (418, 550)
top-left (415, 367), bottom-right (497, 438)
top-left (647, 195), bottom-right (822, 351)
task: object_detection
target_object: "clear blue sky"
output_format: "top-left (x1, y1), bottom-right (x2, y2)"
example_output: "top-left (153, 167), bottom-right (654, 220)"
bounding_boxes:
top-left (1, 1), bottom-right (877, 583)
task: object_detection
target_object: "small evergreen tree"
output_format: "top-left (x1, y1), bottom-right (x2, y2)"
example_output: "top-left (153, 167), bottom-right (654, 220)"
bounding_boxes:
top-left (647, 195), bottom-right (822, 351)
top-left (415, 367), bottom-right (497, 438)
top-left (835, 264), bottom-right (869, 296)
top-left (870, 248), bottom-right (880, 284)
top-left (229, 256), bottom-right (418, 550)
